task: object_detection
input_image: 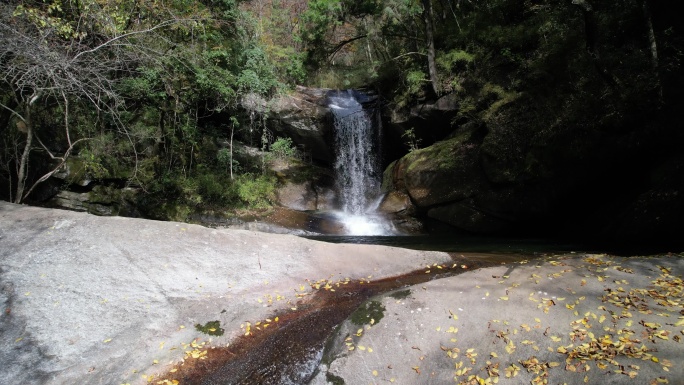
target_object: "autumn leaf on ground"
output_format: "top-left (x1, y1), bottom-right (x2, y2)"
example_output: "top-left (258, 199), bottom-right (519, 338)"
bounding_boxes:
top-left (505, 364), bottom-right (520, 378)
top-left (505, 341), bottom-right (516, 354)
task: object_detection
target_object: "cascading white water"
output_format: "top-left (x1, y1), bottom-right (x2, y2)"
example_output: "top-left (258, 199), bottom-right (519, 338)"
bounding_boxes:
top-left (328, 90), bottom-right (393, 235)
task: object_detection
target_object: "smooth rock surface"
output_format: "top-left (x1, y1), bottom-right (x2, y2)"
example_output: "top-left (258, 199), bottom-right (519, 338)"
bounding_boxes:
top-left (0, 202), bottom-right (451, 385)
top-left (313, 254), bottom-right (684, 385)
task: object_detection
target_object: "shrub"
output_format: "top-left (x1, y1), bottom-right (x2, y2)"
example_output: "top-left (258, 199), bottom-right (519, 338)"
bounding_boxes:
top-left (269, 137), bottom-right (299, 160)
top-left (236, 173), bottom-right (277, 208)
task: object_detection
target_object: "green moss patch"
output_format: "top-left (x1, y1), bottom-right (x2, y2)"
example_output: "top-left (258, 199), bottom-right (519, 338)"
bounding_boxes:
top-left (326, 373), bottom-right (345, 385)
top-left (388, 289), bottom-right (412, 300)
top-left (195, 320), bottom-right (224, 336)
top-left (350, 300), bottom-right (385, 326)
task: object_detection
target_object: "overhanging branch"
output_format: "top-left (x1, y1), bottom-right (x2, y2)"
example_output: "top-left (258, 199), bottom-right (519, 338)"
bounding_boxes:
top-left (328, 35), bottom-right (368, 61)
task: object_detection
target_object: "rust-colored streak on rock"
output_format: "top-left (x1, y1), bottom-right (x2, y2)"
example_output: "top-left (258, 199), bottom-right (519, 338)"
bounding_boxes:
top-left (160, 254), bottom-right (525, 384)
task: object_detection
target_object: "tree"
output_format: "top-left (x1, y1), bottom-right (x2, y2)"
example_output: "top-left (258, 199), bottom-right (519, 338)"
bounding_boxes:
top-left (0, 2), bottom-right (125, 201)
top-left (0, 1), bottom-right (195, 202)
top-left (421, 0), bottom-right (440, 97)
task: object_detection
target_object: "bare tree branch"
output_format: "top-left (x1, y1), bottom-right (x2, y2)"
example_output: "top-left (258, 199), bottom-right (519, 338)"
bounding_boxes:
top-left (71, 19), bottom-right (179, 61)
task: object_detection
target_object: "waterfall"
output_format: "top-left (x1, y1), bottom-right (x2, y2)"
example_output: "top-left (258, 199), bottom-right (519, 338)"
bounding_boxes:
top-left (328, 90), bottom-right (391, 235)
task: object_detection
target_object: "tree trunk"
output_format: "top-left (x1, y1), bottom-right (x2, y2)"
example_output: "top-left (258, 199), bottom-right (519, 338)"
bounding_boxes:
top-left (422, 0), bottom-right (440, 98)
top-left (229, 125), bottom-right (234, 180)
top-left (14, 103), bottom-right (32, 203)
top-left (572, 0), bottom-right (620, 89)
top-left (639, 0), bottom-right (662, 99)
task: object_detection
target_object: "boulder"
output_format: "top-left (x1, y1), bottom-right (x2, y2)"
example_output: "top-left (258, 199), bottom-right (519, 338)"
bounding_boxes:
top-left (389, 127), bottom-right (487, 208)
top-left (243, 86), bottom-right (334, 164)
top-left (377, 191), bottom-right (415, 215)
top-left (272, 160), bottom-right (337, 211)
top-left (380, 92), bottom-right (684, 244)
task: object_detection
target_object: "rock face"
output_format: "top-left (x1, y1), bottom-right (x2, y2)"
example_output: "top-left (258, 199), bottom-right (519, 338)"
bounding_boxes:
top-left (0, 202), bottom-right (451, 385)
top-left (243, 86), bottom-right (334, 164)
top-left (382, 95), bottom-right (684, 244)
top-left (272, 160), bottom-right (337, 212)
top-left (48, 185), bottom-right (141, 217)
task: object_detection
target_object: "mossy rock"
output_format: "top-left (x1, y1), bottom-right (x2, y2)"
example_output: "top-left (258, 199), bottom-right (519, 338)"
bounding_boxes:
top-left (350, 300), bottom-right (385, 326)
top-left (398, 127), bottom-right (487, 207)
top-left (195, 320), bottom-right (225, 336)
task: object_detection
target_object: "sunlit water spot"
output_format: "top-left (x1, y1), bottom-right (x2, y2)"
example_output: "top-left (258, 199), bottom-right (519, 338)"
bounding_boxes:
top-left (335, 212), bottom-right (396, 236)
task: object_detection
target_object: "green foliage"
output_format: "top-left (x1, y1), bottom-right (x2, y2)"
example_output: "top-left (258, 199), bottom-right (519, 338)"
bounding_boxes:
top-left (300, 0), bottom-right (342, 44)
top-left (236, 173), bottom-right (277, 208)
top-left (78, 149), bottom-right (108, 179)
top-left (405, 70), bottom-right (427, 96)
top-left (269, 137), bottom-right (299, 160)
top-left (5, 0), bottom-right (680, 221)
top-left (436, 49), bottom-right (475, 71)
top-left (401, 128), bottom-right (421, 152)
top-left (237, 46), bottom-right (280, 95)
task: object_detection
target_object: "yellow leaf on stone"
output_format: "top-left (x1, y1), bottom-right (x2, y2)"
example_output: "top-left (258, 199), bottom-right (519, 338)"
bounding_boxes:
top-left (500, 296), bottom-right (509, 301)
top-left (372, 370), bottom-right (378, 376)
top-left (505, 341), bottom-right (516, 354)
top-left (104, 338), bottom-right (112, 343)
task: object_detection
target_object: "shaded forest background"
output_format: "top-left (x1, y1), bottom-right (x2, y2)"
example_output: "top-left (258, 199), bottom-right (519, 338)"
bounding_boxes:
top-left (1, 0), bottom-right (682, 243)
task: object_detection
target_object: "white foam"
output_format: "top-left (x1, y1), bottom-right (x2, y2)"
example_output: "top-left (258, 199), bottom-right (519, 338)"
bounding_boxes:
top-left (336, 213), bottom-right (395, 236)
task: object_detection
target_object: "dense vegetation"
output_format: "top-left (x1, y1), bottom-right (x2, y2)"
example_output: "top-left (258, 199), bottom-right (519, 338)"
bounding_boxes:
top-left (0, 0), bottom-right (304, 218)
top-left (1, 0), bottom-right (682, 232)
